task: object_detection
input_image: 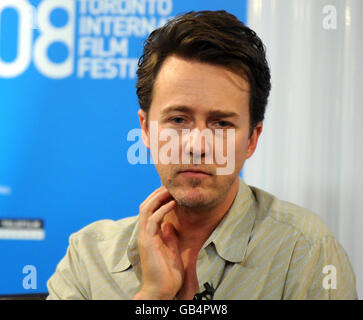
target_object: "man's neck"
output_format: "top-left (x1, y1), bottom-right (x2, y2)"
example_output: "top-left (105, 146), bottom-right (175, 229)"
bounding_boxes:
top-left (163, 178), bottom-right (240, 248)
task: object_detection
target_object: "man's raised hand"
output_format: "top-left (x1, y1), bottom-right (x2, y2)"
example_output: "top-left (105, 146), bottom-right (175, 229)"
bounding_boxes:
top-left (133, 186), bottom-right (184, 300)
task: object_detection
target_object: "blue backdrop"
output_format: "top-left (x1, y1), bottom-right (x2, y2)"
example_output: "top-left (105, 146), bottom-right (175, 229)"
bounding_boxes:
top-left (0, 0), bottom-right (246, 295)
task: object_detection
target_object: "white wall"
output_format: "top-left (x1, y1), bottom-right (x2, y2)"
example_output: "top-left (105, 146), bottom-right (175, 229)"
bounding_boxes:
top-left (246, 0), bottom-right (363, 298)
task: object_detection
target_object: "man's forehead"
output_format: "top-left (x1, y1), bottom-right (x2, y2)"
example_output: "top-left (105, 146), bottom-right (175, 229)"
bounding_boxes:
top-left (149, 55), bottom-right (251, 121)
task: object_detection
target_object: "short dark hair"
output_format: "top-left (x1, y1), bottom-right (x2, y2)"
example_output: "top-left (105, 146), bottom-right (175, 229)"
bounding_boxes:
top-left (136, 10), bottom-right (271, 136)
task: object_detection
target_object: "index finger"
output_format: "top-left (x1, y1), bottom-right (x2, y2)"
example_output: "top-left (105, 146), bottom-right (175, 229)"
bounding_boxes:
top-left (138, 187), bottom-right (173, 228)
top-left (139, 186), bottom-right (166, 212)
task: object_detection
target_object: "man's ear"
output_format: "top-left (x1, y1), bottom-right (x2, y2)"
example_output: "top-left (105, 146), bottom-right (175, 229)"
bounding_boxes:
top-left (246, 122), bottom-right (263, 159)
top-left (138, 109), bottom-right (150, 149)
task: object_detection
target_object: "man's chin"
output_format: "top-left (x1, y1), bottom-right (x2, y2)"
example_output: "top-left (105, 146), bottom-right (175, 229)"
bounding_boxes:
top-left (176, 197), bottom-right (211, 209)
top-left (172, 187), bottom-right (217, 209)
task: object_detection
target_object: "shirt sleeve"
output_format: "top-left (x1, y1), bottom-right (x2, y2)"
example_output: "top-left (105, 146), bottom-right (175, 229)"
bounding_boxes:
top-left (47, 234), bottom-right (89, 300)
top-left (283, 234), bottom-right (358, 300)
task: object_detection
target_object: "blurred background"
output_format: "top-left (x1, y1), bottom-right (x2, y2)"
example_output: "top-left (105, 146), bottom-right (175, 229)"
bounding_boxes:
top-left (0, 0), bottom-right (361, 298)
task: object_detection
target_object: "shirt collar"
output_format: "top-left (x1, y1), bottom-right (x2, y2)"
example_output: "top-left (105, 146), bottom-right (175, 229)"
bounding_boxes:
top-left (111, 178), bottom-right (256, 273)
top-left (204, 178), bottom-right (257, 263)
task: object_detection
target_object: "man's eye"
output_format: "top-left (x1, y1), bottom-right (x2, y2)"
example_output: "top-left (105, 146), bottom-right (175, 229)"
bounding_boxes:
top-left (216, 120), bottom-right (233, 128)
top-left (171, 117), bottom-right (186, 124)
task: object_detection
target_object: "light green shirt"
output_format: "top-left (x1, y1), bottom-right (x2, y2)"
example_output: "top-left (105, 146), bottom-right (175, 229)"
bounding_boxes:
top-left (47, 178), bottom-right (357, 299)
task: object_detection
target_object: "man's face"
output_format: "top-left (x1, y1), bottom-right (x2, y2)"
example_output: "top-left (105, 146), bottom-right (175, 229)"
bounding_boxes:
top-left (139, 55), bottom-right (262, 209)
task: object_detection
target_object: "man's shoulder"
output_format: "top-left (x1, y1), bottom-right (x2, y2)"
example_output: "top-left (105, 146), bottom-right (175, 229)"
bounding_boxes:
top-left (70, 215), bottom-right (138, 243)
top-left (249, 185), bottom-right (333, 244)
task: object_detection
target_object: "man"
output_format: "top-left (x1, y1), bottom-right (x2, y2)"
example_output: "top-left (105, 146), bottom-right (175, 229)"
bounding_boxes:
top-left (47, 10), bottom-right (357, 300)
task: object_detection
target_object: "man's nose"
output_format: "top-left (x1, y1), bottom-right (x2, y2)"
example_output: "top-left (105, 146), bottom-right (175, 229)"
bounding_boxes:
top-left (182, 126), bottom-right (213, 162)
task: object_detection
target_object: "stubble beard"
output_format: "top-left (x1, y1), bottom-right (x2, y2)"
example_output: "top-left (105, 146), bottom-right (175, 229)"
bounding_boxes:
top-left (164, 173), bottom-right (236, 210)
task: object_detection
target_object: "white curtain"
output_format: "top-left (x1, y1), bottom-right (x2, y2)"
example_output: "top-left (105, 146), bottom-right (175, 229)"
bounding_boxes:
top-left (245, 0), bottom-right (363, 298)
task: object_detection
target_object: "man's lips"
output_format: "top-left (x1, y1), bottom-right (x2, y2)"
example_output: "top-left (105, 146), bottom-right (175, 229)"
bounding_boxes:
top-left (177, 168), bottom-right (212, 176)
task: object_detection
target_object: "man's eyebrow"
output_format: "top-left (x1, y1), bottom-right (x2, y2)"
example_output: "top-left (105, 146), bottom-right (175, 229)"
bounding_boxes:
top-left (160, 106), bottom-right (240, 119)
top-left (208, 110), bottom-right (240, 119)
top-left (160, 106), bottom-right (192, 116)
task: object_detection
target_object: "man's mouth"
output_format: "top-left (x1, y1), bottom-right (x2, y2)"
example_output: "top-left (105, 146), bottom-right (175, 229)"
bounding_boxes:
top-left (177, 167), bottom-right (212, 177)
